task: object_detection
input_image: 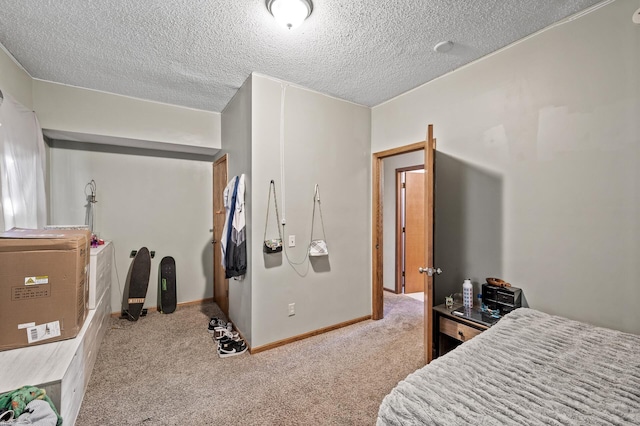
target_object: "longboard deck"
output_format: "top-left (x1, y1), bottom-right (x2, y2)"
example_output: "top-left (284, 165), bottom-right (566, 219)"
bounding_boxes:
top-left (124, 247), bottom-right (151, 321)
top-left (159, 256), bottom-right (177, 314)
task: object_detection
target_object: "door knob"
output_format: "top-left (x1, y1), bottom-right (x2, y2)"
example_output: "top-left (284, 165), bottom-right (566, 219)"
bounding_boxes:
top-left (418, 267), bottom-right (442, 277)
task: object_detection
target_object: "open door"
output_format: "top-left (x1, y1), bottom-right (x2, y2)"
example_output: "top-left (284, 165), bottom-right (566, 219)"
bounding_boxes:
top-left (403, 170), bottom-right (426, 294)
top-left (372, 125), bottom-right (438, 367)
top-left (395, 166), bottom-right (425, 294)
top-left (420, 125), bottom-right (440, 364)
top-left (213, 155), bottom-right (229, 317)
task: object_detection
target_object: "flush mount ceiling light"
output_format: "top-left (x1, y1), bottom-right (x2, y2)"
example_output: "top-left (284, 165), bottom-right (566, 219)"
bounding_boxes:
top-left (266, 0), bottom-right (313, 30)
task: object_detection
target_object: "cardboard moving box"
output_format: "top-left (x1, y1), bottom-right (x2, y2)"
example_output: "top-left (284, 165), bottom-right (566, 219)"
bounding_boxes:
top-left (0, 228), bottom-right (90, 351)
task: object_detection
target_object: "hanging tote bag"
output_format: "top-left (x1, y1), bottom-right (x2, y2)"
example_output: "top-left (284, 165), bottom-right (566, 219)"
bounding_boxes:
top-left (263, 180), bottom-right (284, 254)
top-left (309, 184), bottom-right (329, 257)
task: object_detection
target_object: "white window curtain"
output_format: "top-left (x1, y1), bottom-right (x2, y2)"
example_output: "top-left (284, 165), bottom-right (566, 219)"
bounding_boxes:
top-left (0, 89), bottom-right (47, 231)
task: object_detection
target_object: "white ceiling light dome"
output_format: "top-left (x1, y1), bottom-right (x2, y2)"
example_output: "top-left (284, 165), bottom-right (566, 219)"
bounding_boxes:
top-left (267, 0), bottom-right (313, 30)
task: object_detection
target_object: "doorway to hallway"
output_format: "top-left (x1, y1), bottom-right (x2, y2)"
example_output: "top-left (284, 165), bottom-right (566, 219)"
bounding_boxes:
top-left (372, 124), bottom-right (439, 363)
top-left (395, 166), bottom-right (425, 298)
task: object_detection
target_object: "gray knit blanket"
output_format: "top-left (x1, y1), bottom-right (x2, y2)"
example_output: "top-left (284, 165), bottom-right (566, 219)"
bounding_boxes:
top-left (377, 308), bottom-right (640, 425)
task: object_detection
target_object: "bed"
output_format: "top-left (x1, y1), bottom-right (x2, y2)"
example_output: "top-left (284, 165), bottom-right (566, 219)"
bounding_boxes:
top-left (377, 308), bottom-right (640, 425)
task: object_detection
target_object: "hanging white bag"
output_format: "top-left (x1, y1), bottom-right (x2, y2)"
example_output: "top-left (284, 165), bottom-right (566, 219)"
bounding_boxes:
top-left (309, 239), bottom-right (328, 257)
top-left (309, 184), bottom-right (328, 257)
top-left (263, 180), bottom-right (284, 254)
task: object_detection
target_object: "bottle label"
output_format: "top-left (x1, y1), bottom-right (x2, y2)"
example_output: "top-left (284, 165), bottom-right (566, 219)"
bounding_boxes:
top-left (463, 288), bottom-right (473, 308)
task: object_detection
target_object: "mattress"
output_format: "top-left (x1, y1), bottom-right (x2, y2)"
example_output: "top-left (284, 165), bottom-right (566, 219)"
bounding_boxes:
top-left (377, 308), bottom-right (640, 425)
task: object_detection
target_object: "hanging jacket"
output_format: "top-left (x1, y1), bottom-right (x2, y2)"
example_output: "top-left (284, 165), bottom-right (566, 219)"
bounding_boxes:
top-left (220, 176), bottom-right (235, 270)
top-left (221, 174), bottom-right (246, 278)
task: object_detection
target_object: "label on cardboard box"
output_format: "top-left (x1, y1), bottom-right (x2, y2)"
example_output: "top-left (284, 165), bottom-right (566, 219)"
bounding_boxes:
top-left (12, 285), bottom-right (51, 300)
top-left (18, 322), bottom-right (36, 329)
top-left (24, 276), bottom-right (49, 285)
top-left (26, 321), bottom-right (61, 344)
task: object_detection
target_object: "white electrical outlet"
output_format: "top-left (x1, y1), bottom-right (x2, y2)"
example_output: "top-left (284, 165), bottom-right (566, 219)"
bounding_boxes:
top-left (288, 235), bottom-right (296, 247)
top-left (288, 303), bottom-right (295, 316)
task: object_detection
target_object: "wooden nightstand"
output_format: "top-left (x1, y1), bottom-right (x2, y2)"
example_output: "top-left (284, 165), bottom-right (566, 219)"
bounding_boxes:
top-left (433, 303), bottom-right (494, 358)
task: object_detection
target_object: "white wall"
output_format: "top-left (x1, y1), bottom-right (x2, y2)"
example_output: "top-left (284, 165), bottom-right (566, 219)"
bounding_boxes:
top-left (372, 0), bottom-right (640, 334)
top-left (49, 142), bottom-right (214, 314)
top-left (250, 74), bottom-right (371, 348)
top-left (1, 42), bottom-right (222, 314)
top-left (0, 45), bottom-right (32, 109)
top-left (0, 46), bottom-right (222, 151)
top-left (33, 80), bottom-right (221, 149)
top-left (382, 151), bottom-right (424, 291)
top-left (220, 75), bottom-right (253, 342)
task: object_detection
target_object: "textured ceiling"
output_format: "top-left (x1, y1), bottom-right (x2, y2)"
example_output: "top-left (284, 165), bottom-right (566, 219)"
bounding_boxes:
top-left (0, 0), bottom-right (602, 112)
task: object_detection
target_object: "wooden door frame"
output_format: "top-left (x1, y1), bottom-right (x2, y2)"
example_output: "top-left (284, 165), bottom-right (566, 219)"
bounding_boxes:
top-left (423, 126), bottom-right (436, 363)
top-left (372, 141), bottom-right (425, 320)
top-left (213, 154), bottom-right (229, 317)
top-left (395, 165), bottom-right (425, 294)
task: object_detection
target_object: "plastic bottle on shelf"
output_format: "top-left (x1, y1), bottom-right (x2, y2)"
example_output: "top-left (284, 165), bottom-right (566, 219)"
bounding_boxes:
top-left (462, 279), bottom-right (473, 309)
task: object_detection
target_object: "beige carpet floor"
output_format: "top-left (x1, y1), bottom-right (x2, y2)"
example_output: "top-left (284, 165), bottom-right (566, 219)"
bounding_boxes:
top-left (76, 292), bottom-right (424, 425)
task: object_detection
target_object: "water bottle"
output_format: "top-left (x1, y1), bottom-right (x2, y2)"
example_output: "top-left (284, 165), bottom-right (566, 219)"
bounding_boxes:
top-left (463, 279), bottom-right (473, 308)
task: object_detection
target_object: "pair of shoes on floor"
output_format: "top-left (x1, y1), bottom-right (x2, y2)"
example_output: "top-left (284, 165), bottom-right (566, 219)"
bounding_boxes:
top-left (217, 336), bottom-right (247, 358)
top-left (208, 317), bottom-right (231, 334)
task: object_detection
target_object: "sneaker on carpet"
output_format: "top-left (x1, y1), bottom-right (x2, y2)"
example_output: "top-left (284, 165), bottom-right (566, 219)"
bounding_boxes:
top-left (208, 317), bottom-right (232, 333)
top-left (217, 333), bottom-right (241, 345)
top-left (207, 318), bottom-right (220, 334)
top-left (218, 339), bottom-right (247, 358)
top-left (214, 326), bottom-right (231, 340)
